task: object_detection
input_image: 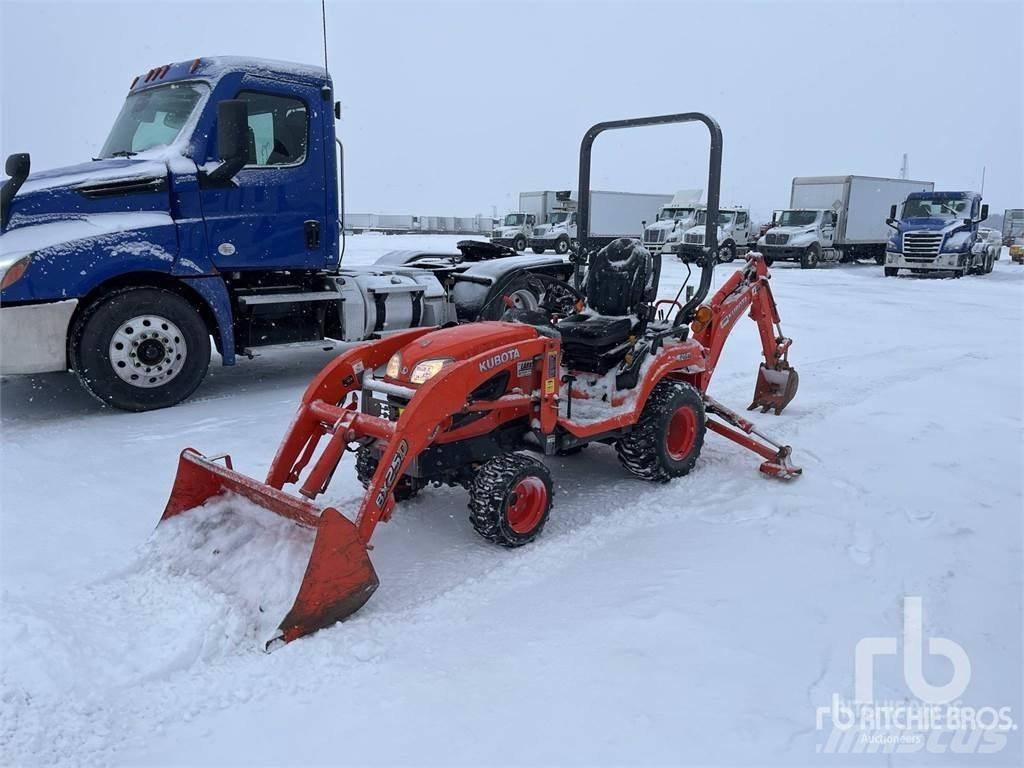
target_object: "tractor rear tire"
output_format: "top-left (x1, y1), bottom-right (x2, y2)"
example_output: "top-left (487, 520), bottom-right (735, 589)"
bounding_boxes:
top-left (616, 381), bottom-right (706, 482)
top-left (469, 453), bottom-right (553, 547)
top-left (355, 445), bottom-right (422, 501)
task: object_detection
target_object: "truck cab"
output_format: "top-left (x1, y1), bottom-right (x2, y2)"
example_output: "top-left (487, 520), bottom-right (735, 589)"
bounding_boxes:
top-left (673, 207), bottom-right (753, 264)
top-left (756, 208), bottom-right (838, 269)
top-left (491, 212), bottom-right (537, 252)
top-left (0, 57), bottom-right (571, 411)
top-left (529, 210), bottom-right (576, 254)
top-left (884, 191), bottom-right (991, 277)
top-left (642, 203), bottom-right (703, 256)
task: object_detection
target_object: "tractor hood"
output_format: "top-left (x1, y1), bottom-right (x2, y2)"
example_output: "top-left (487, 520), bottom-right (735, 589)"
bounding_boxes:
top-left (389, 322), bottom-right (538, 383)
top-left (896, 217), bottom-right (969, 234)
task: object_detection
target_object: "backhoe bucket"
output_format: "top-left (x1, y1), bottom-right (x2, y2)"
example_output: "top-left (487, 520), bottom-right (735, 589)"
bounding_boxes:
top-left (748, 363), bottom-right (799, 415)
top-left (160, 448), bottom-right (378, 649)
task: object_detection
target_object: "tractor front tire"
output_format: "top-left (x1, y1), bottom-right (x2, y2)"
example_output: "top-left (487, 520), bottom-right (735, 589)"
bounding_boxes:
top-left (469, 453), bottom-right (553, 547)
top-left (356, 446), bottom-right (422, 501)
top-left (616, 381), bottom-right (706, 482)
top-left (884, 267), bottom-right (899, 277)
top-left (71, 287), bottom-right (210, 412)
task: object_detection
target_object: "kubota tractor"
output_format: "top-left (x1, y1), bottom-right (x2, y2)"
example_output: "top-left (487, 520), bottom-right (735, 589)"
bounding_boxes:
top-left (160, 113), bottom-right (801, 649)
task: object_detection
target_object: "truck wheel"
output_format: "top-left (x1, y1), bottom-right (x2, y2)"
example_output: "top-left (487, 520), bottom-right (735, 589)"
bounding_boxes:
top-left (800, 243), bottom-right (820, 269)
top-left (513, 235), bottom-right (527, 252)
top-left (884, 267), bottom-right (899, 277)
top-left (356, 445), bottom-right (422, 501)
top-left (531, 246), bottom-right (546, 254)
top-left (616, 381), bottom-right (706, 483)
top-left (555, 237), bottom-right (570, 255)
top-left (717, 241), bottom-right (737, 263)
top-left (71, 287), bottom-right (210, 411)
top-left (469, 453), bottom-right (553, 547)
top-left (477, 273), bottom-right (544, 320)
top-left (762, 254), bottom-right (775, 267)
top-left (985, 253), bottom-right (994, 273)
top-left (874, 253), bottom-right (885, 265)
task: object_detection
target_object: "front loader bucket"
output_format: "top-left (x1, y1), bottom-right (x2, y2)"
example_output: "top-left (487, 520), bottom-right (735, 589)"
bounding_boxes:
top-left (161, 449), bottom-right (378, 649)
top-left (748, 364), bottom-right (799, 415)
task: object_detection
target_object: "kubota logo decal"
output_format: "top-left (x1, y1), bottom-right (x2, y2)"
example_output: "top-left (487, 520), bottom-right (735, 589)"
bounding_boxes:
top-left (479, 348), bottom-right (521, 373)
top-left (375, 439), bottom-right (409, 508)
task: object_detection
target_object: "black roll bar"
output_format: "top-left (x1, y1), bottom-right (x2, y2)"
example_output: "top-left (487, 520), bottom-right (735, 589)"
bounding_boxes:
top-left (576, 113), bottom-right (722, 325)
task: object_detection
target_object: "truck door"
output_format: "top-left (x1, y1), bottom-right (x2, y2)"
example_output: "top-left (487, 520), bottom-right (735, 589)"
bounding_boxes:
top-left (821, 211), bottom-right (836, 248)
top-left (201, 79), bottom-right (328, 271)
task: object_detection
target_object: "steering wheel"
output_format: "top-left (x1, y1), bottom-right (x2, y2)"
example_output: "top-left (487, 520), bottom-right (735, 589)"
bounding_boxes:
top-left (538, 275), bottom-right (586, 318)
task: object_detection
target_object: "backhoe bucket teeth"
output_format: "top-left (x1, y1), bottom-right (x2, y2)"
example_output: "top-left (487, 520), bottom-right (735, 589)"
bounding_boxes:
top-left (160, 449), bottom-right (378, 649)
top-left (749, 364), bottom-right (799, 415)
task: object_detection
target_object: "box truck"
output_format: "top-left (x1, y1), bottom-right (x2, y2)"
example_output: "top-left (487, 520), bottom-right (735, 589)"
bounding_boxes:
top-left (758, 176), bottom-right (934, 267)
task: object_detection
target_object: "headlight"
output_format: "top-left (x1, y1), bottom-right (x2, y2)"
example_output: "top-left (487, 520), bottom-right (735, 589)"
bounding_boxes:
top-left (0, 254), bottom-right (32, 290)
top-left (410, 358), bottom-right (453, 384)
top-left (386, 352), bottom-right (402, 379)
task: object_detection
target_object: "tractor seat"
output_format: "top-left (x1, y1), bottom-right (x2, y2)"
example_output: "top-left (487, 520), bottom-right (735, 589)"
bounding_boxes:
top-left (557, 238), bottom-right (656, 374)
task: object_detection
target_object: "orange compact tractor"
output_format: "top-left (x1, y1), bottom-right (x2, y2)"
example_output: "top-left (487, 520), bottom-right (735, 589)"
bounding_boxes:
top-left (161, 113), bottom-right (801, 648)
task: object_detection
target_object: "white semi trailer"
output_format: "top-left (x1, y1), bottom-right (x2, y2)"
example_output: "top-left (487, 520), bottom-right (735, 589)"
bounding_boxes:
top-left (759, 175), bottom-right (934, 267)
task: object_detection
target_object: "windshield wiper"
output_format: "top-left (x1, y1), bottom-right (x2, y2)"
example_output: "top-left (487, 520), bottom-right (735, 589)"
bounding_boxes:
top-left (107, 150), bottom-right (138, 159)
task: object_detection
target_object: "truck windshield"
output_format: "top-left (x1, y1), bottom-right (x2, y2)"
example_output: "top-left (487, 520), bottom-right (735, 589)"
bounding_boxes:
top-left (902, 196), bottom-right (972, 219)
top-left (657, 208), bottom-right (694, 221)
top-left (548, 212), bottom-right (570, 224)
top-left (694, 210), bottom-right (736, 225)
top-left (503, 214), bottom-right (526, 226)
top-left (778, 210), bottom-right (819, 227)
top-left (99, 83), bottom-right (208, 158)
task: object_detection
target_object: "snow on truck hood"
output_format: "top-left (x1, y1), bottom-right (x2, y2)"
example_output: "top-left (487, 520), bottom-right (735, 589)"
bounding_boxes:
top-left (0, 212), bottom-right (175, 268)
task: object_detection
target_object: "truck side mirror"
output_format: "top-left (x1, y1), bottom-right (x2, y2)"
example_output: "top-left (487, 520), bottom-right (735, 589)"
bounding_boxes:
top-left (207, 99), bottom-right (250, 184)
top-left (1, 152), bottom-right (31, 230)
top-left (980, 203), bottom-right (989, 222)
top-left (889, 204), bottom-right (898, 219)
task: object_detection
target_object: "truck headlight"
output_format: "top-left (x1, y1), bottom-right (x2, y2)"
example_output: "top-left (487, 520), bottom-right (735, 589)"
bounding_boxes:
top-left (410, 358), bottom-right (453, 384)
top-left (386, 352), bottom-right (402, 379)
top-left (0, 254), bottom-right (32, 290)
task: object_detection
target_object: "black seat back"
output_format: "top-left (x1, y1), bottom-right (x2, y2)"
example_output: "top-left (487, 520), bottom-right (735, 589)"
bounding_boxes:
top-left (585, 238), bottom-right (656, 316)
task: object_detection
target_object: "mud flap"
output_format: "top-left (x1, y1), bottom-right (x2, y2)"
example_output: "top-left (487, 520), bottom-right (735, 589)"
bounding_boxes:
top-left (749, 363), bottom-right (799, 415)
top-left (161, 449), bottom-right (378, 649)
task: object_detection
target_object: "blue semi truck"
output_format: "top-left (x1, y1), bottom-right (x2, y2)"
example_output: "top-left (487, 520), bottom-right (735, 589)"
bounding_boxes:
top-left (883, 191), bottom-right (993, 277)
top-left (0, 57), bottom-right (571, 411)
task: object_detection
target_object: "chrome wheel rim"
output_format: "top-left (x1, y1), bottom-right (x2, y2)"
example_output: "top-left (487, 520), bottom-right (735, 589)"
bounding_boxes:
top-left (108, 314), bottom-right (188, 388)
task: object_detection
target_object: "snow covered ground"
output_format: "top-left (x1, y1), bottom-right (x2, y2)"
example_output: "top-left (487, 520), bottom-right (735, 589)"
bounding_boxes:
top-left (1, 234), bottom-right (1021, 766)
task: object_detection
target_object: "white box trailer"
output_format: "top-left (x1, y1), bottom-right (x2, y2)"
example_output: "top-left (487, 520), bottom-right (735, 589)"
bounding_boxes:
top-left (790, 176), bottom-right (933, 262)
top-left (519, 190), bottom-right (576, 224)
top-left (588, 190), bottom-right (673, 240)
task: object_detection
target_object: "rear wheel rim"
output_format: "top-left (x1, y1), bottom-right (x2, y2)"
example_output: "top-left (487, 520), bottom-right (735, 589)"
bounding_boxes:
top-left (506, 476), bottom-right (547, 534)
top-left (108, 314), bottom-right (187, 388)
top-left (557, 239), bottom-right (568, 254)
top-left (666, 406), bottom-right (698, 460)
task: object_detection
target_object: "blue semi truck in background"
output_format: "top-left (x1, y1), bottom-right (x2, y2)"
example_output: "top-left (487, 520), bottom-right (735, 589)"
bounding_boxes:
top-left (883, 191), bottom-right (993, 277)
top-left (0, 57), bottom-right (571, 411)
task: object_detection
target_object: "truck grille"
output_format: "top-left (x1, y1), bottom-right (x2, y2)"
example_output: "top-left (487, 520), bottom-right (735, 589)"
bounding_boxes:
top-left (903, 231), bottom-right (944, 259)
top-left (766, 232), bottom-right (789, 245)
top-left (685, 232), bottom-right (703, 245)
top-left (644, 228), bottom-right (666, 243)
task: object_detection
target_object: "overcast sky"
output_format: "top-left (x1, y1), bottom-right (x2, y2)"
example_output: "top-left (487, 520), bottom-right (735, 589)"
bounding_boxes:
top-left (2, 0), bottom-right (1021, 222)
